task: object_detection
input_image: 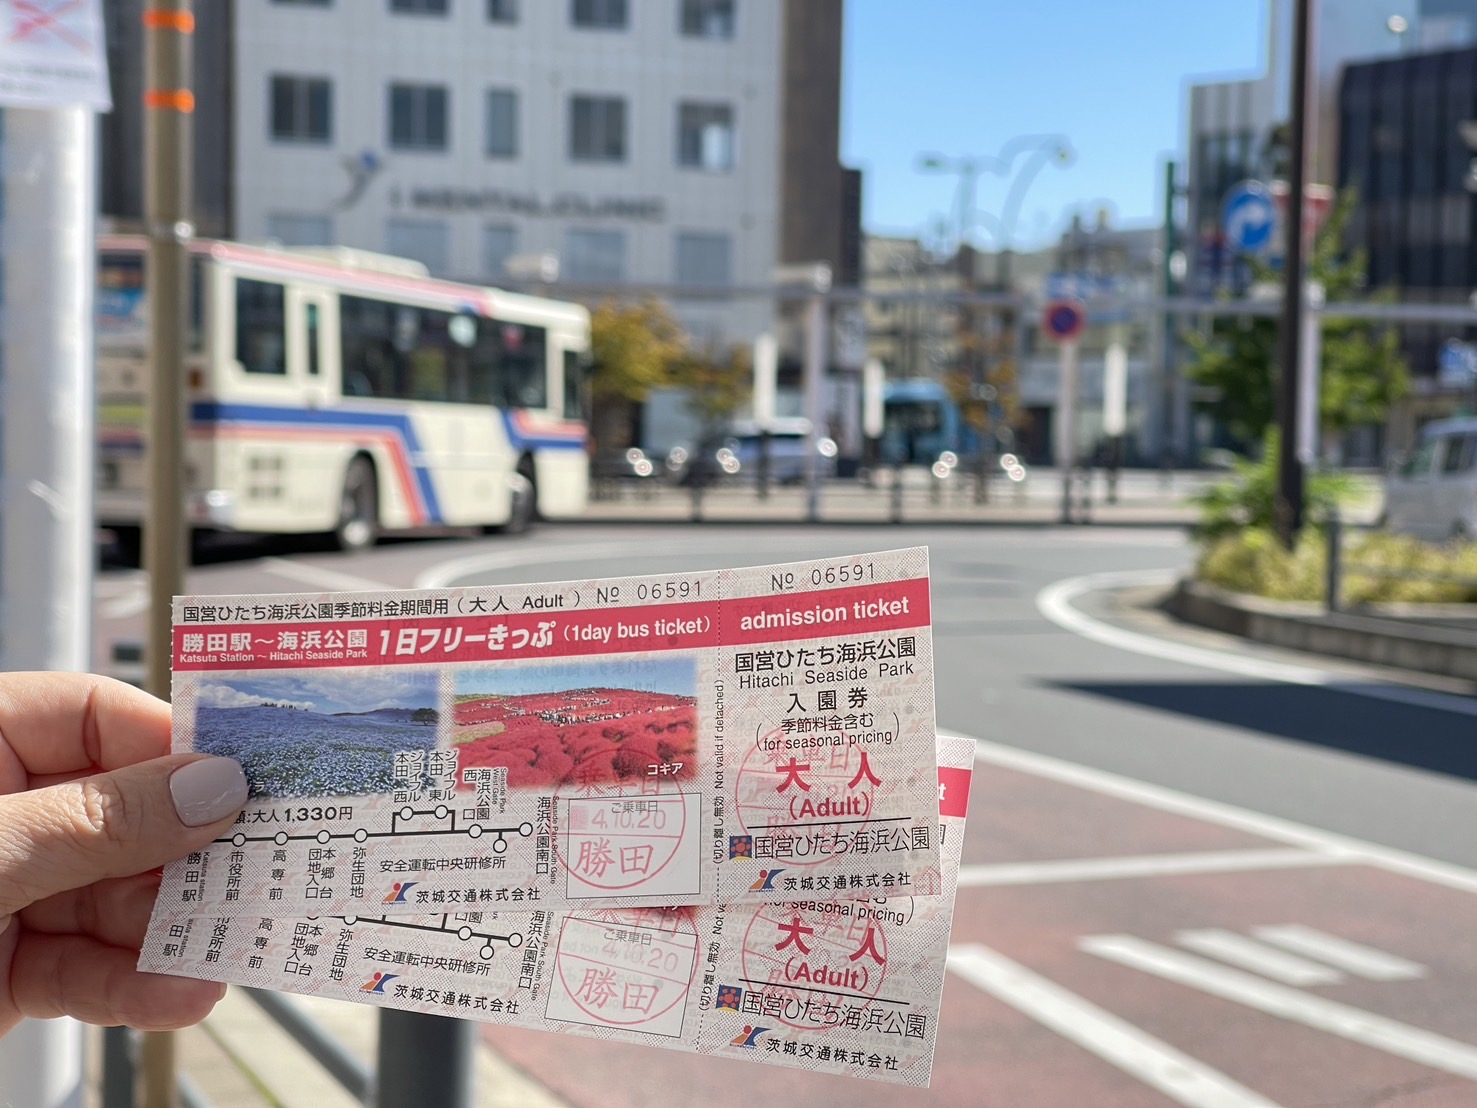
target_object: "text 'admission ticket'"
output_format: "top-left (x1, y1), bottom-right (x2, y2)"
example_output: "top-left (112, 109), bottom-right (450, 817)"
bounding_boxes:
top-left (155, 549), bottom-right (940, 915)
top-left (143, 738), bottom-right (973, 1088)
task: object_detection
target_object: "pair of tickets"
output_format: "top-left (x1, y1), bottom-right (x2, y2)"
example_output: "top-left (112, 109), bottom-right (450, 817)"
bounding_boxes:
top-left (142, 547), bottom-right (972, 1087)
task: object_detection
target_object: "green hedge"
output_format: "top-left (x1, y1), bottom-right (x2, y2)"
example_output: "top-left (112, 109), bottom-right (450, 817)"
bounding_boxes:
top-left (1197, 528), bottom-right (1477, 603)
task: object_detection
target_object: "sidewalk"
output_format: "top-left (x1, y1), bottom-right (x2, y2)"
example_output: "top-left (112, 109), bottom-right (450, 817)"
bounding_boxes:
top-left (155, 989), bottom-right (568, 1108)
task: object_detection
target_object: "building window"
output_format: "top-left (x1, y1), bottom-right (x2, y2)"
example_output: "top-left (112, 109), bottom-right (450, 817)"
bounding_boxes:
top-left (677, 102), bottom-right (733, 170)
top-left (269, 75), bottom-right (331, 143)
top-left (487, 0), bottom-right (517, 20)
top-left (389, 83), bottom-right (449, 151)
top-left (572, 0), bottom-right (626, 29)
top-left (570, 95), bottom-right (626, 162)
top-left (485, 89), bottom-right (518, 158)
top-left (674, 231), bottom-right (732, 288)
top-left (680, 0), bottom-right (733, 38)
top-left (390, 0), bottom-right (448, 14)
top-left (483, 224), bottom-right (517, 277)
top-left (563, 229), bottom-right (625, 283)
top-left (386, 217), bottom-right (451, 274)
top-left (267, 213), bottom-right (333, 246)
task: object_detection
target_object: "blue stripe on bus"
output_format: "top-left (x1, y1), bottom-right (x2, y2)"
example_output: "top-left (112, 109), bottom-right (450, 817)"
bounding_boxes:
top-left (191, 401), bottom-right (444, 524)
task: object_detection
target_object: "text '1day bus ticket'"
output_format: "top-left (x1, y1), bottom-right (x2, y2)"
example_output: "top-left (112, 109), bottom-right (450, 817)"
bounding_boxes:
top-left (142, 737), bottom-right (973, 1088)
top-left (155, 549), bottom-right (940, 916)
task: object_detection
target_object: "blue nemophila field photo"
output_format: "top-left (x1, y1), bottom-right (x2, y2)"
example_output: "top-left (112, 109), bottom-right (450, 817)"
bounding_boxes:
top-left (193, 672), bottom-right (441, 798)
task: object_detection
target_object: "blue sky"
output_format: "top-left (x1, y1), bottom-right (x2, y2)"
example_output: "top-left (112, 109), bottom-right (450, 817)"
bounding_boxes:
top-left (841, 0), bottom-right (1267, 248)
top-left (197, 672), bottom-right (438, 715)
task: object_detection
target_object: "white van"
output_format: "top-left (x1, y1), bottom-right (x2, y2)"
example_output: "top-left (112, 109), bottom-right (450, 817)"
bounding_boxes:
top-left (1382, 417), bottom-right (1477, 540)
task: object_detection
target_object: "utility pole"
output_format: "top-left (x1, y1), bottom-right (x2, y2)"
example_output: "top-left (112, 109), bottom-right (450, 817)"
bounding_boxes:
top-left (1275, 0), bottom-right (1314, 546)
top-left (142, 2), bottom-right (194, 1104)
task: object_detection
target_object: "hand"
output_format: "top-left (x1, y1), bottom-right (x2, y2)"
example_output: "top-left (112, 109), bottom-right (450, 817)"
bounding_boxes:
top-left (0, 673), bottom-right (248, 1038)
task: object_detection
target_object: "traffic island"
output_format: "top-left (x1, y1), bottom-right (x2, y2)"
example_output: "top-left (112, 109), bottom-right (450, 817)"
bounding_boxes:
top-left (1164, 577), bottom-right (1477, 684)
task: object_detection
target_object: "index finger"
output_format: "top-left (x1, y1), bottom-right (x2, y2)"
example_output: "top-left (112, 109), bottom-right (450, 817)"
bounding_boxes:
top-left (0, 673), bottom-right (171, 781)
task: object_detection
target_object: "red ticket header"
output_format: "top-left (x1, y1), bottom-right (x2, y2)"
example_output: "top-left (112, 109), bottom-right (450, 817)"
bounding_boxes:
top-left (173, 578), bottom-right (931, 671)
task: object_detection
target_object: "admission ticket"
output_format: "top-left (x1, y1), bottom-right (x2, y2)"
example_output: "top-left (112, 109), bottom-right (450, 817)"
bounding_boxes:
top-left (143, 738), bottom-right (973, 1087)
top-left (156, 549), bottom-right (940, 915)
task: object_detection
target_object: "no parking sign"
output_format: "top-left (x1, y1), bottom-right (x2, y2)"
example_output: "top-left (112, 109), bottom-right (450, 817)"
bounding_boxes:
top-left (1041, 298), bottom-right (1087, 344)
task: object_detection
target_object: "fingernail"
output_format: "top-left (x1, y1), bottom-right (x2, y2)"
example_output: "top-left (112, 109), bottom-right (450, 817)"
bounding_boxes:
top-left (170, 757), bottom-right (248, 827)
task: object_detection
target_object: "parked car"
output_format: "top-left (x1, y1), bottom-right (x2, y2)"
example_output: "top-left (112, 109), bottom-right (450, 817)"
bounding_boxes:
top-left (1382, 418), bottom-right (1477, 540)
top-left (726, 418), bottom-right (838, 484)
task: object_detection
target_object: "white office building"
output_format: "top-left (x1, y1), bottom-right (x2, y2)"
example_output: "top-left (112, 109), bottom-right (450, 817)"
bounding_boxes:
top-left (101, 0), bottom-right (854, 349)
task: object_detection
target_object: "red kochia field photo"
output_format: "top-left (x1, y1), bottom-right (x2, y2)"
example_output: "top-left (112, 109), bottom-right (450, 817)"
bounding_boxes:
top-left (452, 660), bottom-right (699, 788)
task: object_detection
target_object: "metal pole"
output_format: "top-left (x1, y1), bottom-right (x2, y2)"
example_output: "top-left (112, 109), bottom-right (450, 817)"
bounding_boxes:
top-left (1057, 338), bottom-right (1080, 524)
top-left (1325, 505), bottom-right (1342, 613)
top-left (375, 1011), bottom-right (475, 1108)
top-left (1276, 0), bottom-right (1314, 547)
top-left (142, 3), bottom-right (194, 1104)
top-left (1157, 159), bottom-right (1179, 470)
top-left (0, 99), bottom-right (97, 1108)
top-left (802, 275), bottom-right (830, 522)
top-left (144, 0), bottom-right (193, 697)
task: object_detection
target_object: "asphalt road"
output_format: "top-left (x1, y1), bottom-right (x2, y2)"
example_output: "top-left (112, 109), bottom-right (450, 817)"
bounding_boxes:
top-left (97, 523), bottom-right (1477, 1106)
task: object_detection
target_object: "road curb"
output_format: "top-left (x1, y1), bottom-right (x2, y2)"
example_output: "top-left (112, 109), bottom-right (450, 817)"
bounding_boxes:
top-left (1164, 578), bottom-right (1477, 683)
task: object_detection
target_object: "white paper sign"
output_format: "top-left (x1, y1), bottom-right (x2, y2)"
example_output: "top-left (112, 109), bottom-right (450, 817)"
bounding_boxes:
top-left (0, 0), bottom-right (111, 111)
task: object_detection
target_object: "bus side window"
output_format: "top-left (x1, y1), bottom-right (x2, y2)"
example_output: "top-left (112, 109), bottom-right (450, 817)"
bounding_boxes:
top-left (236, 278), bottom-right (286, 375)
top-left (305, 302), bottom-right (321, 377)
top-left (496, 323), bottom-right (548, 408)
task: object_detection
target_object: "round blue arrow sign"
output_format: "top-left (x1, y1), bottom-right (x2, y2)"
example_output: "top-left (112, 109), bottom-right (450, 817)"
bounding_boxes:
top-left (1222, 182), bottom-right (1276, 254)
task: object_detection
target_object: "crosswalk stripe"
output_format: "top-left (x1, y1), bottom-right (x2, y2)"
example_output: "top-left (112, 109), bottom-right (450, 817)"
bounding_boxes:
top-left (1251, 925), bottom-right (1426, 981)
top-left (955, 848), bottom-right (1350, 887)
top-left (1174, 930), bottom-right (1343, 986)
top-left (1081, 935), bottom-right (1477, 1081)
top-left (947, 944), bottom-right (1276, 1108)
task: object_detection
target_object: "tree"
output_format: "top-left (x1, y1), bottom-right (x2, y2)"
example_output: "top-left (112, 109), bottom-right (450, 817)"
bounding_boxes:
top-left (412, 707), bottom-right (439, 726)
top-left (668, 342), bottom-right (750, 440)
top-left (1185, 188), bottom-right (1409, 452)
top-left (588, 299), bottom-right (688, 452)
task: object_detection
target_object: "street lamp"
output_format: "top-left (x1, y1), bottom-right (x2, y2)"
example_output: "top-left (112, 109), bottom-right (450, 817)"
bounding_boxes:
top-left (917, 136), bottom-right (1074, 504)
top-left (917, 133), bottom-right (1075, 284)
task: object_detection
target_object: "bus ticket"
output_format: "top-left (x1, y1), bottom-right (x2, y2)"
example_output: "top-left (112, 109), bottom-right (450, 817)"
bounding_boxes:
top-left (155, 548), bottom-right (940, 915)
top-left (142, 737), bottom-right (973, 1087)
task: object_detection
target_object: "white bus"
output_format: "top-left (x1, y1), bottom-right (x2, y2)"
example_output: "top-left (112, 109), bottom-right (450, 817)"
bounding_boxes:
top-left (96, 236), bottom-right (591, 552)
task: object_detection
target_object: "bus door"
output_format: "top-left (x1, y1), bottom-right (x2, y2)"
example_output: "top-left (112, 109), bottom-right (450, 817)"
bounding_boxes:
top-left (289, 287), bottom-right (336, 406)
top-left (276, 284), bottom-right (340, 525)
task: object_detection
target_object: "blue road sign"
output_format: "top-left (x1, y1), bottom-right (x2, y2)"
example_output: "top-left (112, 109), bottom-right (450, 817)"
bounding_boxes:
top-left (1439, 338), bottom-right (1477, 388)
top-left (1222, 182), bottom-right (1276, 254)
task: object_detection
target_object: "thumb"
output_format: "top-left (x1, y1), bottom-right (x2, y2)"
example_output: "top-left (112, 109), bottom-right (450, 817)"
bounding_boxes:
top-left (0, 754), bottom-right (247, 915)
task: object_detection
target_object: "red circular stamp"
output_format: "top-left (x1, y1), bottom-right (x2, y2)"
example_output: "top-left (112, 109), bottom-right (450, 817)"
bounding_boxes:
top-left (738, 900), bottom-right (891, 1031)
top-left (547, 907), bottom-right (699, 1035)
top-left (551, 777), bottom-right (694, 894)
top-left (732, 727), bottom-right (880, 865)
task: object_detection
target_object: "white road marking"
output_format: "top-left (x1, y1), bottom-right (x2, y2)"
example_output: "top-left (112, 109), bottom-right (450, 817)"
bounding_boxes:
top-left (1173, 929), bottom-right (1343, 987)
top-left (256, 558), bottom-right (392, 593)
top-left (1251, 925), bottom-right (1427, 982)
top-left (1035, 569), bottom-right (1477, 718)
top-left (963, 733), bottom-right (1477, 897)
top-left (1081, 935), bottom-right (1477, 1081)
top-left (956, 848), bottom-right (1352, 887)
top-left (946, 944), bottom-right (1276, 1108)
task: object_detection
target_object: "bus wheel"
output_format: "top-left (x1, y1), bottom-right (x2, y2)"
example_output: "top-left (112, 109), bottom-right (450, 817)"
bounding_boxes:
top-left (334, 458), bottom-right (379, 552)
top-left (489, 468), bottom-right (535, 535)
